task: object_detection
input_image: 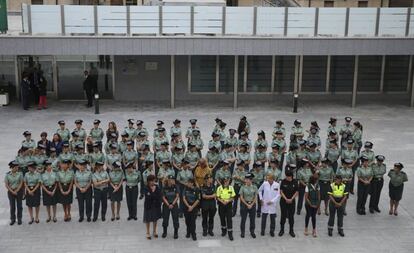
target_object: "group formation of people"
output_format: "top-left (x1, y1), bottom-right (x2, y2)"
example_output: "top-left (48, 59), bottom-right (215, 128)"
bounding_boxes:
top-left (5, 116), bottom-right (408, 241)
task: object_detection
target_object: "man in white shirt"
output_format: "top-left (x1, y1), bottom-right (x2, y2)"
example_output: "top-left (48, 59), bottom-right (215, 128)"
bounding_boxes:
top-left (258, 174), bottom-right (281, 237)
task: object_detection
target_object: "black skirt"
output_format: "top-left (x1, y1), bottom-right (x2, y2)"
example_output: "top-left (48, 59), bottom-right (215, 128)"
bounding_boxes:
top-left (389, 182), bottom-right (404, 201)
top-left (42, 185), bottom-right (58, 206)
top-left (319, 180), bottom-right (331, 201)
top-left (59, 184), bottom-right (73, 204)
top-left (26, 187), bottom-right (41, 207)
top-left (109, 185), bottom-right (123, 202)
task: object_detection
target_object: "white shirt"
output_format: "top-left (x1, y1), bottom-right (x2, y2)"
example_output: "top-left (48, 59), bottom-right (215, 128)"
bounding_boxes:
top-left (258, 180), bottom-right (281, 214)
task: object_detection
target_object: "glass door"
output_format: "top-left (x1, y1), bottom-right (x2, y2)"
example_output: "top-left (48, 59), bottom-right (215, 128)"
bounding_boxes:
top-left (17, 55), bottom-right (54, 94)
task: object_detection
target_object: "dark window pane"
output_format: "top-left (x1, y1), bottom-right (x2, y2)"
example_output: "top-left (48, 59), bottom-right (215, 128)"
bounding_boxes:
top-left (219, 56), bottom-right (234, 93)
top-left (246, 56), bottom-right (272, 92)
top-left (302, 56), bottom-right (327, 92)
top-left (358, 56), bottom-right (381, 92)
top-left (384, 56), bottom-right (409, 92)
top-left (238, 56), bottom-right (244, 92)
top-left (330, 56), bottom-right (355, 92)
top-left (275, 56), bottom-right (295, 92)
top-left (191, 56), bottom-right (216, 92)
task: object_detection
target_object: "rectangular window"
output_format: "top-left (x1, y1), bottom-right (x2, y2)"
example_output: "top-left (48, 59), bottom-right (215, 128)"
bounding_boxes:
top-left (358, 1), bottom-right (368, 7)
top-left (275, 56), bottom-right (295, 92)
top-left (357, 56), bottom-right (382, 92)
top-left (31, 0), bottom-right (43, 4)
top-left (302, 56), bottom-right (327, 92)
top-left (190, 56), bottom-right (216, 92)
top-left (324, 1), bottom-right (334, 7)
top-left (330, 56), bottom-right (355, 92)
top-left (384, 56), bottom-right (410, 92)
top-left (219, 56), bottom-right (234, 93)
top-left (126, 0), bottom-right (138, 5)
top-left (0, 56), bottom-right (17, 98)
top-left (246, 56), bottom-right (272, 92)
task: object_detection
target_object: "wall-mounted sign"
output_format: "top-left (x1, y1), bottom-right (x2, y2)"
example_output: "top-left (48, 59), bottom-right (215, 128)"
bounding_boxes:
top-left (145, 62), bottom-right (158, 71)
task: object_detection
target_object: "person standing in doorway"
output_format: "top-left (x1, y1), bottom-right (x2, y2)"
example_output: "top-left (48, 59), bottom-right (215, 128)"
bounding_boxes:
top-left (37, 72), bottom-right (47, 110)
top-left (83, 70), bottom-right (94, 108)
top-left (21, 72), bottom-right (31, 110)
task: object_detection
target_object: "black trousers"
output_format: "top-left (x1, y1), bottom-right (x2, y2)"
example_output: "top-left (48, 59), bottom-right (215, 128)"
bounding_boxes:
top-left (305, 204), bottom-right (317, 229)
top-left (162, 203), bottom-right (179, 229)
top-left (369, 178), bottom-right (384, 210)
top-left (357, 181), bottom-right (371, 212)
top-left (76, 187), bottom-right (92, 219)
top-left (349, 162), bottom-right (359, 192)
top-left (8, 190), bottom-right (23, 222)
top-left (93, 188), bottom-right (108, 219)
top-left (261, 213), bottom-right (276, 233)
top-left (201, 206), bottom-right (216, 232)
top-left (328, 200), bottom-right (345, 231)
top-left (218, 202), bottom-right (233, 231)
top-left (256, 193), bottom-right (262, 215)
top-left (297, 184), bottom-right (305, 214)
top-left (21, 90), bottom-right (30, 110)
top-left (184, 207), bottom-right (198, 235)
top-left (85, 89), bottom-right (94, 106)
top-left (240, 203), bottom-right (256, 234)
top-left (126, 185), bottom-right (138, 218)
top-left (280, 199), bottom-right (295, 231)
top-left (232, 184), bottom-right (241, 215)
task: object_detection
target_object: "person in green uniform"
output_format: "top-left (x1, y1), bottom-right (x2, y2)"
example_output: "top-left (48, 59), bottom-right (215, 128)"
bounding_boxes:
top-left (220, 144), bottom-right (237, 174)
top-left (191, 129), bottom-right (204, 158)
top-left (272, 120), bottom-right (286, 139)
top-left (172, 145), bottom-right (185, 174)
top-left (317, 158), bottom-right (334, 215)
top-left (237, 132), bottom-right (252, 153)
top-left (336, 159), bottom-right (353, 215)
top-left (341, 139), bottom-right (358, 194)
top-left (177, 160), bottom-right (194, 216)
top-left (153, 120), bottom-right (165, 138)
top-left (388, 162), bottom-right (408, 216)
top-left (254, 130), bottom-right (268, 151)
top-left (360, 141), bottom-right (375, 166)
top-left (327, 117), bottom-right (338, 137)
top-left (201, 174), bottom-right (216, 236)
top-left (142, 161), bottom-right (156, 194)
top-left (15, 147), bottom-right (30, 175)
top-left (352, 121), bottom-right (363, 154)
top-left (206, 146), bottom-right (220, 177)
top-left (369, 155), bottom-right (386, 213)
top-left (307, 128), bottom-right (321, 149)
top-left (271, 130), bottom-right (286, 169)
top-left (22, 131), bottom-right (36, 150)
top-left (296, 159), bottom-right (314, 215)
top-left (123, 140), bottom-right (138, 170)
top-left (33, 144), bottom-right (47, 174)
top-left (74, 160), bottom-right (92, 222)
top-left (24, 162), bottom-right (41, 224)
top-left (124, 119), bottom-right (136, 141)
top-left (41, 160), bottom-right (58, 222)
top-left (215, 160), bottom-right (232, 185)
top-left (325, 130), bottom-right (338, 150)
top-left (90, 119), bottom-right (104, 143)
top-left (290, 120), bottom-right (304, 146)
top-left (5, 160), bottom-right (24, 225)
top-left (170, 133), bottom-right (185, 154)
top-left (57, 120), bottom-right (70, 143)
top-left (105, 133), bottom-right (119, 154)
top-left (296, 140), bottom-right (308, 169)
top-left (285, 144), bottom-right (298, 168)
top-left (170, 119), bottom-right (182, 139)
top-left (185, 142), bottom-right (200, 170)
top-left (106, 144), bottom-right (122, 172)
top-left (136, 120), bottom-right (149, 139)
top-left (125, 162), bottom-right (141, 221)
top-left (304, 175), bottom-right (320, 237)
top-left (239, 173), bottom-right (258, 238)
top-left (209, 132), bottom-right (222, 153)
top-left (161, 175), bottom-right (180, 239)
top-left (74, 119), bottom-right (87, 143)
top-left (183, 178), bottom-right (200, 241)
top-left (339, 116), bottom-right (353, 148)
top-left (232, 160), bottom-right (246, 216)
top-left (185, 119), bottom-right (199, 143)
top-left (307, 142), bottom-right (321, 171)
top-left (109, 161), bottom-right (124, 221)
top-left (118, 131), bottom-right (128, 154)
top-left (237, 144), bottom-right (251, 170)
top-left (265, 159), bottom-right (282, 182)
top-left (92, 161), bottom-right (109, 222)
top-left (251, 161), bottom-right (265, 217)
top-left (225, 128), bottom-right (238, 149)
top-left (89, 142), bottom-right (105, 168)
top-left (157, 160), bottom-right (175, 188)
top-left (254, 144), bottom-right (267, 167)
top-left (70, 131), bottom-right (83, 152)
top-left (57, 159), bottom-right (74, 222)
top-left (216, 177), bottom-right (236, 241)
top-left (58, 142), bottom-right (74, 168)
top-left (356, 156), bottom-right (373, 215)
top-left (155, 142), bottom-right (171, 173)
top-left (327, 175), bottom-right (348, 237)
top-left (325, 140), bottom-right (340, 173)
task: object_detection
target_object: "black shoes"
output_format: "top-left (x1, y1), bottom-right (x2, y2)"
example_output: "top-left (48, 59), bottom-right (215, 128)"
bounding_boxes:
top-left (102, 217), bottom-right (106, 222)
top-left (221, 228), bottom-right (227, 237)
top-left (17, 220), bottom-right (22, 225)
top-left (10, 220), bottom-right (15, 226)
top-left (79, 217), bottom-right (84, 222)
top-left (256, 213), bottom-right (261, 218)
top-left (87, 217), bottom-right (91, 222)
top-left (278, 230), bottom-right (284, 237)
top-left (162, 227), bottom-right (168, 238)
top-left (174, 228), bottom-right (179, 239)
top-left (208, 230), bottom-right (214, 236)
top-left (127, 217), bottom-right (132, 221)
top-left (369, 209), bottom-right (375, 214)
top-left (270, 231), bottom-right (275, 237)
top-left (338, 230), bottom-right (345, 237)
top-left (241, 232), bottom-right (245, 238)
top-left (192, 233), bottom-right (197, 241)
top-left (186, 233), bottom-right (191, 238)
top-left (261, 231), bottom-right (265, 236)
top-left (93, 217), bottom-right (98, 222)
top-left (251, 232), bottom-right (256, 239)
top-left (328, 229), bottom-right (333, 237)
top-left (203, 230), bottom-right (208, 237)
top-left (374, 208), bottom-right (381, 213)
top-left (228, 231), bottom-right (234, 241)
top-left (289, 230), bottom-right (296, 238)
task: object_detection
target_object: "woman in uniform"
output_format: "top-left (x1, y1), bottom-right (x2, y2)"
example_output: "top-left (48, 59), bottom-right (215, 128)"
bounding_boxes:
top-left (296, 159), bottom-right (313, 215)
top-left (74, 160), bottom-right (93, 222)
top-left (369, 155), bottom-right (386, 213)
top-left (183, 178), bottom-right (200, 241)
top-left (24, 162), bottom-right (41, 224)
top-left (201, 174), bottom-right (216, 236)
top-left (325, 140), bottom-right (340, 173)
top-left (232, 160), bottom-right (246, 217)
top-left (317, 158), bottom-right (334, 215)
top-left (352, 121), bottom-right (363, 154)
top-left (388, 163), bottom-right (408, 216)
top-left (304, 175), bottom-right (320, 237)
top-left (216, 177), bottom-right (235, 241)
top-left (336, 159), bottom-right (354, 215)
top-left (279, 170), bottom-right (298, 237)
top-left (161, 175), bottom-right (180, 239)
top-left (125, 162), bottom-right (141, 221)
top-left (240, 173), bottom-right (258, 238)
top-left (109, 161), bottom-right (124, 221)
top-left (143, 175), bottom-right (162, 240)
top-left (356, 156), bottom-right (373, 215)
top-left (58, 159), bottom-right (74, 222)
top-left (41, 160), bottom-right (58, 222)
top-left (5, 160), bottom-right (24, 225)
top-left (92, 161), bottom-right (109, 222)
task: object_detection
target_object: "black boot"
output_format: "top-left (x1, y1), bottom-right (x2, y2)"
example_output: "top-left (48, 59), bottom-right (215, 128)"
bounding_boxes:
top-left (203, 230), bottom-right (208, 237)
top-left (289, 229), bottom-right (296, 238)
top-left (328, 228), bottom-right (333, 237)
top-left (279, 224), bottom-right (284, 237)
top-left (186, 228), bottom-right (191, 238)
top-left (228, 230), bottom-right (234, 241)
top-left (221, 228), bottom-right (227, 237)
top-left (174, 228), bottom-right (179, 239)
top-left (208, 229), bottom-right (214, 236)
top-left (240, 231), bottom-right (245, 238)
top-left (162, 226), bottom-right (167, 238)
top-left (192, 233), bottom-right (197, 241)
top-left (338, 229), bottom-right (345, 237)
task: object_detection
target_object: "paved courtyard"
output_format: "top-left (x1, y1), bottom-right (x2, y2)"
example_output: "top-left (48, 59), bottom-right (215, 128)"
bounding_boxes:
top-left (0, 98), bottom-right (413, 253)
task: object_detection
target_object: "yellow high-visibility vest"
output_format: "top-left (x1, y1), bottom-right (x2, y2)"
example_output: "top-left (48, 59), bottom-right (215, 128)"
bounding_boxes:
top-left (328, 183), bottom-right (348, 198)
top-left (216, 185), bottom-right (235, 201)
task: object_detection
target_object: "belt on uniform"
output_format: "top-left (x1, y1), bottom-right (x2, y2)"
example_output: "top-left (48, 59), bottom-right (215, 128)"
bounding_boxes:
top-left (29, 186), bottom-right (35, 190)
top-left (320, 181), bottom-right (330, 184)
top-left (62, 183), bottom-right (69, 187)
top-left (246, 201), bottom-right (255, 205)
top-left (127, 185), bottom-right (138, 189)
top-left (373, 177), bottom-right (383, 181)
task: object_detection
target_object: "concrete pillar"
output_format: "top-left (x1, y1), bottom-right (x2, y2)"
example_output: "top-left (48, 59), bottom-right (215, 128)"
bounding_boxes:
top-left (234, 56), bottom-right (238, 109)
top-left (171, 55), bottom-right (175, 109)
top-left (352, 55), bottom-right (359, 108)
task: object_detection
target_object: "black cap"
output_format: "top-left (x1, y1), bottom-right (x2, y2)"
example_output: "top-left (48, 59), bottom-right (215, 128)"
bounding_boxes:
top-left (71, 131), bottom-right (79, 137)
top-left (343, 159), bottom-right (353, 165)
top-left (276, 120), bottom-right (284, 125)
top-left (329, 130), bottom-right (337, 135)
top-left (364, 141), bottom-right (373, 148)
top-left (345, 117), bottom-right (352, 122)
top-left (110, 143), bottom-right (118, 149)
top-left (126, 140), bottom-right (134, 146)
top-left (157, 127), bottom-right (166, 132)
top-left (93, 119), bottom-right (101, 124)
top-left (269, 159), bottom-right (279, 164)
top-left (75, 119), bottom-right (83, 124)
top-left (257, 130), bottom-right (265, 136)
top-left (329, 117), bottom-right (337, 123)
top-left (375, 155), bottom-right (385, 161)
top-left (75, 144), bottom-right (83, 150)
top-left (182, 159), bottom-right (190, 164)
top-left (229, 128), bottom-right (236, 133)
top-left (298, 140), bottom-right (307, 146)
top-left (245, 172), bottom-right (254, 179)
top-left (240, 115), bottom-right (247, 120)
top-left (162, 159), bottom-right (171, 164)
top-left (294, 119), bottom-right (301, 125)
top-left (121, 132), bottom-right (129, 137)
top-left (211, 132), bottom-right (219, 137)
top-left (215, 118), bottom-right (222, 123)
top-left (347, 139), bottom-right (354, 145)
top-left (62, 142), bottom-right (70, 147)
top-left (58, 120), bottom-right (65, 125)
top-left (125, 162), bottom-right (134, 168)
top-left (275, 130), bottom-right (283, 135)
top-left (44, 159), bottom-right (53, 165)
top-left (61, 159), bottom-right (71, 164)
top-left (78, 159), bottom-right (87, 165)
top-left (136, 120), bottom-right (143, 125)
top-left (360, 156), bottom-right (369, 162)
top-left (23, 131), bottom-right (31, 136)
top-left (167, 175), bottom-right (175, 180)
top-left (127, 119), bottom-right (134, 124)
top-left (156, 120), bottom-right (164, 125)
top-left (95, 161), bottom-right (104, 166)
top-left (8, 160), bottom-right (19, 167)
top-left (92, 142), bottom-right (100, 147)
top-left (173, 119), bottom-right (181, 124)
top-left (308, 141), bottom-right (317, 148)
top-left (271, 143), bottom-right (280, 149)
top-left (394, 162), bottom-right (404, 169)
top-left (236, 160), bottom-right (245, 166)
top-left (138, 131), bottom-right (147, 137)
top-left (112, 161), bottom-right (121, 168)
top-left (188, 142), bottom-right (195, 147)
top-left (189, 119), bottom-right (197, 124)
top-left (254, 161), bottom-right (263, 168)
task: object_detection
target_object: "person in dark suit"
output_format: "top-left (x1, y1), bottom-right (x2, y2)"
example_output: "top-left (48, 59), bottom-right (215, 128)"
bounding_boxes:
top-left (83, 70), bottom-right (94, 108)
top-left (21, 73), bottom-right (31, 110)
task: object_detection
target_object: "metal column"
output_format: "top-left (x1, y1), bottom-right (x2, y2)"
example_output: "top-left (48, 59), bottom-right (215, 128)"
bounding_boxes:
top-left (411, 68), bottom-right (414, 107)
top-left (234, 56), bottom-right (239, 109)
top-left (52, 56), bottom-right (58, 99)
top-left (271, 56), bottom-right (275, 93)
top-left (298, 55), bottom-right (303, 93)
top-left (407, 55), bottom-right (413, 92)
top-left (14, 56), bottom-right (20, 100)
top-left (293, 55), bottom-right (299, 94)
top-left (380, 55), bottom-right (386, 93)
top-left (325, 55), bottom-right (331, 93)
top-left (171, 55), bottom-right (175, 109)
top-left (243, 56), bottom-right (247, 92)
top-left (352, 55), bottom-right (359, 108)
